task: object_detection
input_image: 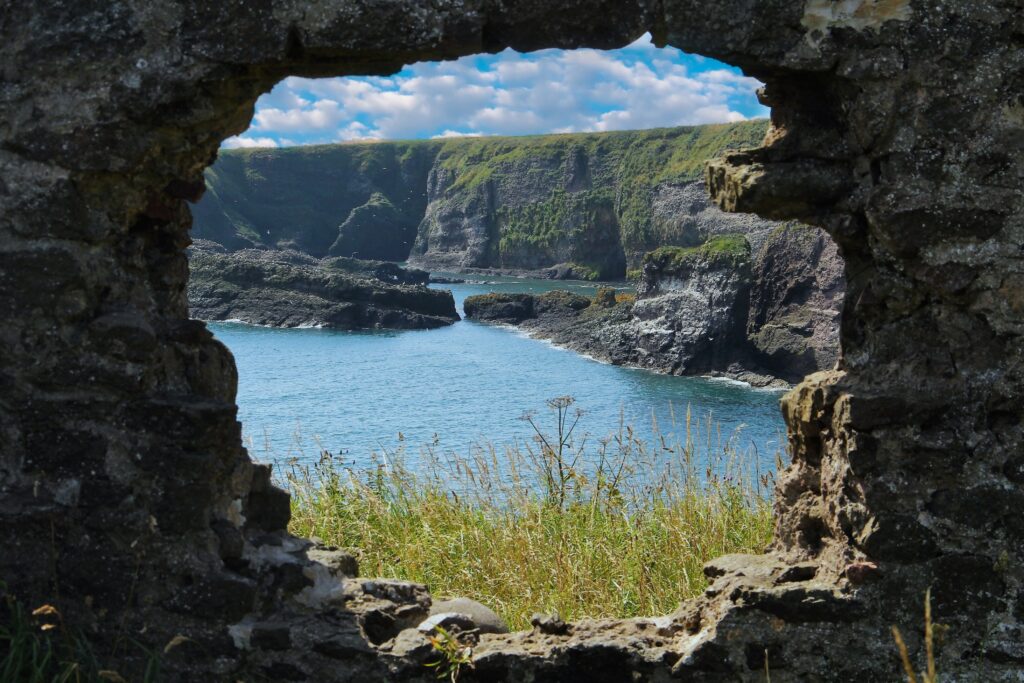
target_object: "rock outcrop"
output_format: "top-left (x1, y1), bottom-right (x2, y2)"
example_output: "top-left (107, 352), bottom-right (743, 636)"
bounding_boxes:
top-left (188, 243), bottom-right (459, 330)
top-left (465, 230), bottom-right (842, 387)
top-left (193, 123), bottom-right (782, 278)
top-left (3, 1), bottom-right (1021, 681)
top-left (747, 224), bottom-right (843, 379)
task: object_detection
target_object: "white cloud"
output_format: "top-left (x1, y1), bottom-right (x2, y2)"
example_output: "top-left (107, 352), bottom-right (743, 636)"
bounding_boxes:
top-left (231, 34), bottom-right (766, 146)
top-left (433, 130), bottom-right (483, 139)
top-left (222, 136), bottom-right (279, 148)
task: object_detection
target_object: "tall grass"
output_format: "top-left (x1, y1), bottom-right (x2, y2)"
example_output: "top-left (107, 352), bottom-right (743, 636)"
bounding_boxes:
top-left (0, 581), bottom-right (160, 683)
top-left (287, 398), bottom-right (777, 630)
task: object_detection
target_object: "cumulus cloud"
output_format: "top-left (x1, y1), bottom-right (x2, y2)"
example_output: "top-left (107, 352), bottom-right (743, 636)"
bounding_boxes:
top-left (433, 130), bottom-right (483, 139)
top-left (222, 136), bottom-right (279, 148)
top-left (226, 34), bottom-right (767, 147)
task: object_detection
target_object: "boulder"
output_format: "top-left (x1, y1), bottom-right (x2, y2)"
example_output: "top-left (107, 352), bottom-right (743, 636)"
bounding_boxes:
top-left (463, 293), bottom-right (536, 323)
top-left (429, 598), bottom-right (509, 635)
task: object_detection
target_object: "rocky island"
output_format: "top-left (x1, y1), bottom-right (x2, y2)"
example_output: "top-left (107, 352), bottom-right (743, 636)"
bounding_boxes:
top-left (188, 241), bottom-right (459, 330)
top-left (465, 225), bottom-right (843, 387)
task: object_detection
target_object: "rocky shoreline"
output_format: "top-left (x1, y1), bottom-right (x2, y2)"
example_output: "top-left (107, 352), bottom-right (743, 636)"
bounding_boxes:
top-left (464, 226), bottom-right (843, 388)
top-left (188, 241), bottom-right (459, 330)
top-left (428, 263), bottom-right (613, 282)
top-left (466, 290), bottom-right (789, 388)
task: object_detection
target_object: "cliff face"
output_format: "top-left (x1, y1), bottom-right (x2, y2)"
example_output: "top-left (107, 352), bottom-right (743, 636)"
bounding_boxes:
top-left (747, 224), bottom-right (844, 380)
top-left (463, 230), bottom-right (843, 386)
top-left (412, 126), bottom-right (783, 277)
top-left (191, 141), bottom-right (439, 259)
top-left (630, 237), bottom-right (754, 375)
top-left (192, 122), bottom-right (781, 277)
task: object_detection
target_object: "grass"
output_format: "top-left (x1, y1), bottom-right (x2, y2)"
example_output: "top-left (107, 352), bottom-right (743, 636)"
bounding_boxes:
top-left (287, 397), bottom-right (776, 630)
top-left (643, 234), bottom-right (751, 272)
top-left (0, 583), bottom-right (160, 683)
top-left (893, 589), bottom-right (945, 683)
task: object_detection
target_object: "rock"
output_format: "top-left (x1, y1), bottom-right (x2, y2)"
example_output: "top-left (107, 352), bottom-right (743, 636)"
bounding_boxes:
top-left (313, 632), bottom-right (376, 661)
top-left (187, 245), bottom-right (459, 330)
top-left (251, 622), bottom-right (292, 651)
top-left (192, 146), bottom-right (436, 257)
top-left (533, 290), bottom-right (592, 316)
top-left (465, 290), bottom-right (597, 328)
top-left (307, 546), bottom-right (359, 578)
top-left (408, 126), bottom-right (772, 277)
top-left (211, 519), bottom-right (244, 562)
top-left (466, 237), bottom-right (757, 376)
top-left (464, 230), bottom-right (843, 386)
top-left (530, 613), bottom-right (570, 636)
top-left (430, 598), bottom-right (509, 635)
top-left (746, 224), bottom-right (844, 382)
top-left (594, 287), bottom-right (617, 307)
top-left (462, 293), bottom-right (536, 323)
top-left (647, 181), bottom-right (780, 261)
top-left (329, 192), bottom-right (413, 261)
top-left (245, 481), bottom-right (292, 532)
top-left (544, 262), bottom-right (598, 281)
top-left (628, 237), bottom-right (754, 375)
top-left (323, 256), bottom-right (430, 286)
top-left (4, 0), bottom-right (1021, 681)
top-left (416, 612), bottom-right (478, 634)
top-left (191, 123), bottom-right (787, 279)
top-left (380, 628), bottom-right (433, 660)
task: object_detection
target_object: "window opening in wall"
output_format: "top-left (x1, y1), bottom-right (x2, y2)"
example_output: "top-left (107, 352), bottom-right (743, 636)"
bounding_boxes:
top-left (187, 33), bottom-right (843, 630)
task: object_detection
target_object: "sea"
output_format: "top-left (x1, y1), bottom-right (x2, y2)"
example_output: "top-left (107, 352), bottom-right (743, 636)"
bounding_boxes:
top-left (208, 274), bottom-right (788, 480)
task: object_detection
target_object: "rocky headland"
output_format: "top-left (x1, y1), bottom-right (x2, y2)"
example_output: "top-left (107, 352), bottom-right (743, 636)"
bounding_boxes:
top-left (188, 241), bottom-right (459, 330)
top-left (465, 225), bottom-right (843, 387)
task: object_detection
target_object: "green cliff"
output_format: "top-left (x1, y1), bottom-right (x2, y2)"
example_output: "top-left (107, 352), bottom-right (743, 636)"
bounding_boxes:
top-left (192, 140), bottom-right (439, 259)
top-left (192, 121), bottom-right (774, 277)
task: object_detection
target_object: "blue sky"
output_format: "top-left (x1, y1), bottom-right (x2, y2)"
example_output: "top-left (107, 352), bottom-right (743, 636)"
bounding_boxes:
top-left (224, 34), bottom-right (768, 148)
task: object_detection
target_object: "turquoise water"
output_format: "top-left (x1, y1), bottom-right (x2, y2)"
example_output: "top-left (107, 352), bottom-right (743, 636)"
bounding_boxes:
top-left (208, 275), bottom-right (787, 475)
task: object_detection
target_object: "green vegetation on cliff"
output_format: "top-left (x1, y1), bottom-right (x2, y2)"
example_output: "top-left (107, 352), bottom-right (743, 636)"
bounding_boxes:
top-left (433, 122), bottom-right (766, 187)
top-left (418, 121), bottom-right (769, 276)
top-left (644, 234), bottom-right (751, 271)
top-left (193, 121), bottom-right (770, 274)
top-left (192, 140), bottom-right (439, 258)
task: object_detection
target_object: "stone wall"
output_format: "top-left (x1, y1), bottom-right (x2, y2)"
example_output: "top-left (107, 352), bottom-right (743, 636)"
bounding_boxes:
top-left (1, 1), bottom-right (1021, 680)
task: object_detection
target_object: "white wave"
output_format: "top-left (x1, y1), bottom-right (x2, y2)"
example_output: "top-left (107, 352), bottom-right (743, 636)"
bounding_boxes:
top-left (703, 375), bottom-right (751, 388)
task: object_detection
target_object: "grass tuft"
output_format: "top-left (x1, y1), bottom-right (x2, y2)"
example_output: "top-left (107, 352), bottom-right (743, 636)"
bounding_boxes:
top-left (893, 589), bottom-right (946, 683)
top-left (0, 582), bottom-right (160, 683)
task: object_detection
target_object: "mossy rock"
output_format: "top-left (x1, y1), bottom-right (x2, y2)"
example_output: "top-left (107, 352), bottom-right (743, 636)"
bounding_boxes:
top-left (594, 287), bottom-right (617, 308)
top-left (535, 290), bottom-right (592, 314)
top-left (463, 293), bottom-right (536, 323)
top-left (643, 234), bottom-right (750, 273)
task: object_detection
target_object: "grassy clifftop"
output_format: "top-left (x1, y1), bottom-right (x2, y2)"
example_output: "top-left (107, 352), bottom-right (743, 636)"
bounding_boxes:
top-left (433, 121), bottom-right (766, 189)
top-left (191, 121), bottom-right (771, 273)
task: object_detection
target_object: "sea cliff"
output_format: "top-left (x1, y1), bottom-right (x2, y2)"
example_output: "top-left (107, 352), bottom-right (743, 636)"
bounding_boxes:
top-left (191, 122), bottom-right (779, 278)
top-left (463, 226), bottom-right (843, 387)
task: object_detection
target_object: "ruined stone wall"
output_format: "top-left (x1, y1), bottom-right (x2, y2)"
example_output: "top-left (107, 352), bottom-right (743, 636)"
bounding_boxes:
top-left (0, 1), bottom-right (1021, 680)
